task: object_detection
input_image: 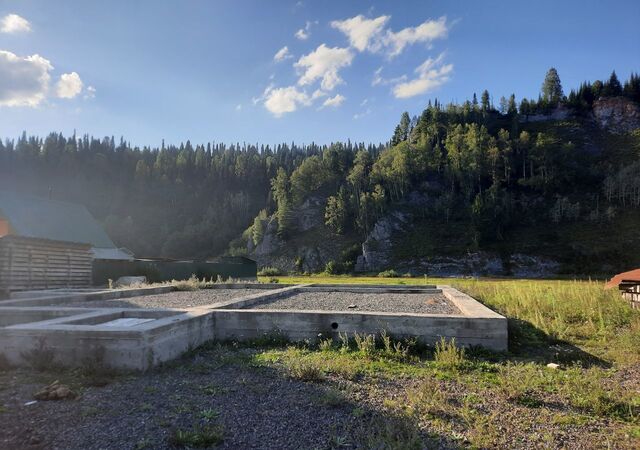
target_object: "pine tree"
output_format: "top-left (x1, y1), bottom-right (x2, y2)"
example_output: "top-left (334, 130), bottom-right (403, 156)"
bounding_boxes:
top-left (481, 90), bottom-right (490, 112)
top-left (399, 112), bottom-right (411, 141)
top-left (541, 67), bottom-right (563, 106)
top-left (507, 94), bottom-right (518, 115)
top-left (499, 96), bottom-right (508, 114)
top-left (623, 73), bottom-right (640, 102)
top-left (603, 71), bottom-right (623, 97)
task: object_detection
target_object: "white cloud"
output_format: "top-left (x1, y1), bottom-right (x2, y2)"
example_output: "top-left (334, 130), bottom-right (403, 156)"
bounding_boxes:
top-left (263, 85), bottom-right (310, 117)
top-left (331, 15), bottom-right (389, 52)
top-left (392, 53), bottom-right (453, 98)
top-left (353, 108), bottom-right (371, 120)
top-left (235, 104), bottom-right (242, 111)
top-left (321, 94), bottom-right (345, 108)
top-left (0, 50), bottom-right (52, 107)
top-left (56, 72), bottom-right (83, 99)
top-left (84, 85), bottom-right (96, 99)
top-left (371, 66), bottom-right (406, 87)
top-left (295, 20), bottom-right (316, 40)
top-left (311, 89), bottom-right (326, 100)
top-left (384, 16), bottom-right (449, 57)
top-left (295, 44), bottom-right (353, 91)
top-left (273, 46), bottom-right (293, 62)
top-left (0, 14), bottom-right (31, 34)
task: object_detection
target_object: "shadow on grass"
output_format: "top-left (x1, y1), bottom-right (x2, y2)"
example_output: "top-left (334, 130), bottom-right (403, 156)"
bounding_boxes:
top-left (506, 317), bottom-right (611, 368)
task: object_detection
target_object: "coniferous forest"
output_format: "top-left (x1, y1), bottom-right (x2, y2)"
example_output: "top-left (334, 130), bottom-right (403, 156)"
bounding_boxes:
top-left (2, 69), bottom-right (639, 273)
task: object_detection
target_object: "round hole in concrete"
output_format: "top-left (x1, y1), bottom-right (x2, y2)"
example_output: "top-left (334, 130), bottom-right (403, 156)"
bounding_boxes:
top-left (331, 322), bottom-right (339, 330)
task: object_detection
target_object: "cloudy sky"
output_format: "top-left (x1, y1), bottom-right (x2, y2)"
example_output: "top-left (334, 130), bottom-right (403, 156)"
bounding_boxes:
top-left (1, 0), bottom-right (638, 146)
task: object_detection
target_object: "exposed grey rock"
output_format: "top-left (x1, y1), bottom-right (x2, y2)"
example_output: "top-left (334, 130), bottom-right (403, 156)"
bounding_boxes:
top-left (356, 211), bottom-right (411, 272)
top-left (592, 97), bottom-right (640, 134)
top-left (399, 252), bottom-right (560, 278)
top-left (296, 196), bottom-right (324, 231)
top-left (509, 254), bottom-right (560, 278)
top-left (523, 105), bottom-right (571, 122)
top-left (115, 276), bottom-right (146, 287)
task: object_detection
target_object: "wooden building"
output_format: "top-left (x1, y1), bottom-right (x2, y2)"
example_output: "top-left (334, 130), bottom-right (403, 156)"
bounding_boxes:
top-left (0, 191), bottom-right (131, 294)
top-left (605, 268), bottom-right (640, 310)
top-left (0, 236), bottom-right (92, 292)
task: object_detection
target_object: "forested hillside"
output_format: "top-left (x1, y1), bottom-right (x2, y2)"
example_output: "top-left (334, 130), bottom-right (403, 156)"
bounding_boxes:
top-left (2, 69), bottom-right (639, 275)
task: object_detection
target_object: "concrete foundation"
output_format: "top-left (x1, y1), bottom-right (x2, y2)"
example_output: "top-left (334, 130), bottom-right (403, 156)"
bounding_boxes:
top-left (0, 284), bottom-right (508, 370)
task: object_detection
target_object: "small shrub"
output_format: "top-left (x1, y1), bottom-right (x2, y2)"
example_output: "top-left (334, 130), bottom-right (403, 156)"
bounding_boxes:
top-left (169, 423), bottom-right (224, 448)
top-left (268, 277), bottom-right (279, 284)
top-left (405, 377), bottom-right (448, 418)
top-left (338, 332), bottom-right (351, 353)
top-left (402, 272), bottom-right (413, 278)
top-left (377, 269), bottom-right (400, 278)
top-left (340, 244), bottom-right (361, 269)
top-left (200, 408), bottom-right (221, 421)
top-left (354, 333), bottom-right (376, 357)
top-left (380, 330), bottom-right (412, 360)
top-left (258, 266), bottom-right (282, 276)
top-left (173, 274), bottom-right (204, 291)
top-left (289, 360), bottom-right (325, 382)
top-left (434, 337), bottom-right (466, 371)
top-left (316, 388), bottom-right (347, 407)
top-left (318, 338), bottom-right (334, 352)
top-left (324, 260), bottom-right (343, 275)
top-left (353, 414), bottom-right (423, 450)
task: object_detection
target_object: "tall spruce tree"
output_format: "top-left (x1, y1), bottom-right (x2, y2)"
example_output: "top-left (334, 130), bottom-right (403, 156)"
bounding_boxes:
top-left (603, 71), bottom-right (623, 97)
top-left (541, 67), bottom-right (563, 105)
top-left (481, 90), bottom-right (490, 112)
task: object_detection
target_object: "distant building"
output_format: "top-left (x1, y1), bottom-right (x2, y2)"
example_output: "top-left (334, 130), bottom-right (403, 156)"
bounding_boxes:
top-left (0, 191), bottom-right (132, 293)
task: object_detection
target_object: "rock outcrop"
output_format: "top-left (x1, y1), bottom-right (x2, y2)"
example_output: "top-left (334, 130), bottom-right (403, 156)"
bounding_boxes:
top-left (397, 253), bottom-right (560, 278)
top-left (248, 196), bottom-right (346, 273)
top-left (355, 211), bottom-right (411, 272)
top-left (592, 97), bottom-right (640, 134)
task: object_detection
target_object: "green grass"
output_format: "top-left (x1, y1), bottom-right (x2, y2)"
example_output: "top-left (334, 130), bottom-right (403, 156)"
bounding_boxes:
top-left (169, 423), bottom-right (224, 448)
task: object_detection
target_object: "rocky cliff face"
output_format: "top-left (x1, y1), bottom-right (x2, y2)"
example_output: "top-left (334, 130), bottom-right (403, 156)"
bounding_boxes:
top-left (355, 211), bottom-right (411, 272)
top-left (247, 196), bottom-right (347, 273)
top-left (592, 97), bottom-right (640, 134)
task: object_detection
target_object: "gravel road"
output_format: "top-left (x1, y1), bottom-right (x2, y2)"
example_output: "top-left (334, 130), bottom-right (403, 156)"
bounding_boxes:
top-left (64, 289), bottom-right (268, 309)
top-left (251, 291), bottom-right (461, 314)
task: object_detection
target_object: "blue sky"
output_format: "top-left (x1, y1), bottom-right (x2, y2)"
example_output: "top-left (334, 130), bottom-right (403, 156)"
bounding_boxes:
top-left (1, 0), bottom-right (638, 147)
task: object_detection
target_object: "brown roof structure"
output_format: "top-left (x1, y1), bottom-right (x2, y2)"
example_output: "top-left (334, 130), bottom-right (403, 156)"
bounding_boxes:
top-left (605, 268), bottom-right (640, 289)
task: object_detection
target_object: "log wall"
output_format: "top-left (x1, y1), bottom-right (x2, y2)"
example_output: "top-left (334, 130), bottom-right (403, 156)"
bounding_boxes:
top-left (0, 235), bottom-right (92, 293)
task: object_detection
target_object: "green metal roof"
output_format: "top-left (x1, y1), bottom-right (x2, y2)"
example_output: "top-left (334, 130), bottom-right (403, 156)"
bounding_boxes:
top-left (0, 190), bottom-right (116, 248)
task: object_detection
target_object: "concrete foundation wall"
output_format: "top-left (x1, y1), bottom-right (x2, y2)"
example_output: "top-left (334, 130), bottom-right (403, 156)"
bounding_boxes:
top-left (211, 310), bottom-right (507, 351)
top-left (0, 284), bottom-right (509, 370)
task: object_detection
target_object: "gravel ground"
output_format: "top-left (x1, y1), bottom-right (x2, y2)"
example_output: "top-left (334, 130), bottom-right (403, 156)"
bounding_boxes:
top-left (251, 291), bottom-right (461, 314)
top-left (63, 289), bottom-right (269, 309)
top-left (0, 344), bottom-right (635, 449)
top-left (0, 349), bottom-right (379, 450)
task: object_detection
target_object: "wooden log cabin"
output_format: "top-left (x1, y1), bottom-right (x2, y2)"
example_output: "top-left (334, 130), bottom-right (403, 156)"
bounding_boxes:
top-left (0, 191), bottom-right (132, 295)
